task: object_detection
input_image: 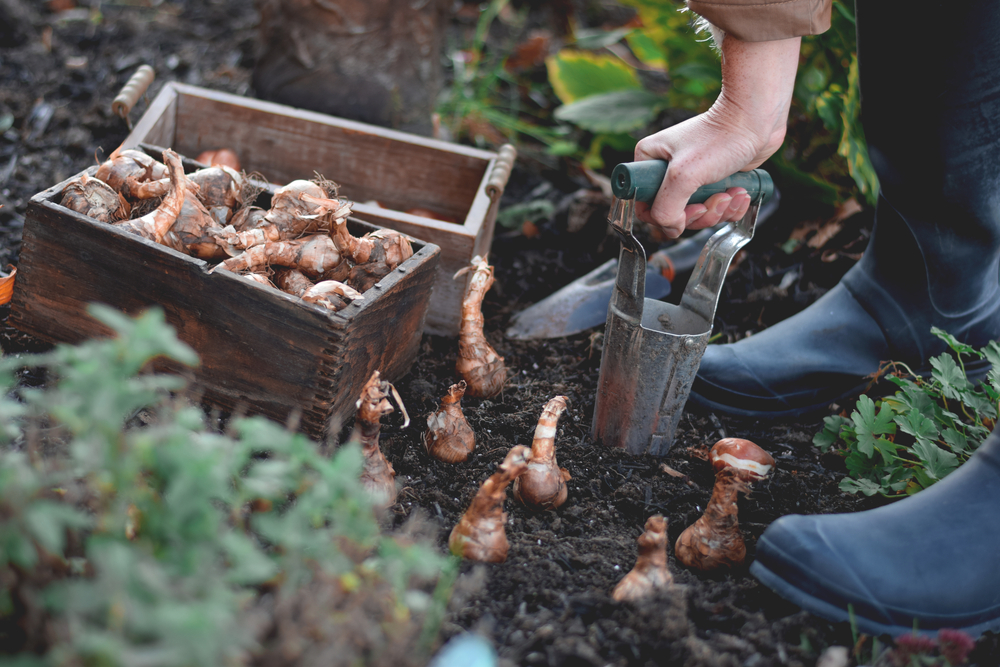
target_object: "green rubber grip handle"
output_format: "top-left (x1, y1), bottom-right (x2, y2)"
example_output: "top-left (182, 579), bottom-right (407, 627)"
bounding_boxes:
top-left (611, 160), bottom-right (774, 205)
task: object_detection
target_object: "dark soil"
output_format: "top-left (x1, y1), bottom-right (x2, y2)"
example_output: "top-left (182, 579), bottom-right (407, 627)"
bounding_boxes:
top-left (1, 2), bottom-right (997, 666)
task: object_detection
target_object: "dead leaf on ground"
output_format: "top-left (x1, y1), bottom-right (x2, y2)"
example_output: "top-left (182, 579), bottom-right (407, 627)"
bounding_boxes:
top-left (807, 198), bottom-right (862, 250)
top-left (504, 30), bottom-right (552, 72)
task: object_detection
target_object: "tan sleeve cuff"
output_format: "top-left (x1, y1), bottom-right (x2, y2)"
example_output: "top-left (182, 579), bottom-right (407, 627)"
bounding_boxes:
top-left (685, 0), bottom-right (832, 42)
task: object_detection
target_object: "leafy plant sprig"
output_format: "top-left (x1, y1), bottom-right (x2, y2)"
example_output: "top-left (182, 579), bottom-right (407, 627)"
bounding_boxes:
top-left (0, 305), bottom-right (450, 666)
top-left (814, 328), bottom-right (1000, 497)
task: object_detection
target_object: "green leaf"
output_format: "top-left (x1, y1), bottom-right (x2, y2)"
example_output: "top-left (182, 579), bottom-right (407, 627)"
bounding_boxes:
top-left (931, 327), bottom-right (977, 358)
top-left (911, 439), bottom-right (959, 480)
top-left (931, 353), bottom-right (973, 401)
top-left (573, 27), bottom-right (634, 50)
top-left (25, 501), bottom-right (90, 556)
top-left (895, 411), bottom-right (939, 447)
top-left (625, 30), bottom-right (668, 69)
top-left (554, 89), bottom-right (665, 133)
top-left (941, 427), bottom-right (971, 455)
top-left (545, 51), bottom-right (641, 104)
top-left (839, 477), bottom-right (882, 496)
top-left (850, 395), bottom-right (896, 457)
top-left (813, 414), bottom-right (852, 451)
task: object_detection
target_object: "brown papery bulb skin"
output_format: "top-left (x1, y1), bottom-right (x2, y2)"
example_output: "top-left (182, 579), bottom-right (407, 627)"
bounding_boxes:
top-left (710, 438), bottom-right (775, 482)
top-left (455, 256), bottom-right (506, 399)
top-left (353, 371), bottom-right (398, 509)
top-left (95, 147), bottom-right (168, 197)
top-left (513, 395), bottom-right (571, 510)
top-left (60, 174), bottom-right (128, 223)
top-left (612, 515), bottom-right (674, 602)
top-left (449, 445), bottom-right (531, 563)
top-left (424, 381), bottom-right (476, 463)
top-left (675, 467), bottom-right (749, 571)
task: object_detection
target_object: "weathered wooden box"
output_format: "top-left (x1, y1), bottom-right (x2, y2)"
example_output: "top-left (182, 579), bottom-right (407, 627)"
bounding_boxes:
top-left (8, 153), bottom-right (441, 440)
top-left (120, 82), bottom-right (515, 336)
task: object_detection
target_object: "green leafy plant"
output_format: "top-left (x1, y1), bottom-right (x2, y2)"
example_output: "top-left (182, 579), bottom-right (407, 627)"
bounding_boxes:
top-left (436, 0), bottom-right (567, 150)
top-left (0, 305), bottom-right (450, 666)
top-left (815, 328), bottom-right (1000, 497)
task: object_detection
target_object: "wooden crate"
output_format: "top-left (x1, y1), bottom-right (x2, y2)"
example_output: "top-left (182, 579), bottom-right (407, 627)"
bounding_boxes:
top-left (8, 155), bottom-right (441, 440)
top-left (120, 82), bottom-right (515, 336)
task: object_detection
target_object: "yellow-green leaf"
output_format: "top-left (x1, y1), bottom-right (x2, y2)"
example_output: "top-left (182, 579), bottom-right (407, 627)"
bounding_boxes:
top-left (545, 50), bottom-right (641, 104)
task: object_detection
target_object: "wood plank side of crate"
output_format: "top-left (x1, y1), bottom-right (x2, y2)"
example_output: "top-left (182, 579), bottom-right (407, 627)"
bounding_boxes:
top-left (9, 177), bottom-right (440, 439)
top-left (166, 84), bottom-right (491, 221)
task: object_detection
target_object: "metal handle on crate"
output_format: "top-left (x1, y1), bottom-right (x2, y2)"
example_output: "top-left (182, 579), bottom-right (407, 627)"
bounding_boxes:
top-left (611, 160), bottom-right (773, 206)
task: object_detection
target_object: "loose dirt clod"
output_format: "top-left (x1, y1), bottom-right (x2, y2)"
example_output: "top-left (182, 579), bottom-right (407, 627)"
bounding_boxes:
top-left (513, 395), bottom-right (571, 510)
top-left (612, 515), bottom-right (674, 602)
top-left (454, 255), bottom-right (506, 398)
top-left (423, 380), bottom-right (475, 463)
top-left (448, 445), bottom-right (531, 563)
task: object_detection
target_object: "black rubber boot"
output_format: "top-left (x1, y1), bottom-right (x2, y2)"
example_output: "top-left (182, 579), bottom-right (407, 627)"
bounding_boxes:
top-left (750, 427), bottom-right (1000, 637)
top-left (689, 0), bottom-right (1000, 418)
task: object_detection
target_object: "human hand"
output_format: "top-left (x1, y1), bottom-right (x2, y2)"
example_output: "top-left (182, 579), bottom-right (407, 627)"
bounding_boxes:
top-left (634, 35), bottom-right (801, 238)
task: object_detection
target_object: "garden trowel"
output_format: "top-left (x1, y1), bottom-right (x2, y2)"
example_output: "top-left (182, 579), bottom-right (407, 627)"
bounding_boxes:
top-left (591, 160), bottom-right (773, 456)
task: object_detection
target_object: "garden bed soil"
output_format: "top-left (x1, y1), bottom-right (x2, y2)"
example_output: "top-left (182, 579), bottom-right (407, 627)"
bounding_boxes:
top-left (1, 2), bottom-right (998, 665)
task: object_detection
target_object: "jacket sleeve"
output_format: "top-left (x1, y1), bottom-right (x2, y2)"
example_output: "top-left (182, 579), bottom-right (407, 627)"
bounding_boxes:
top-left (685, 0), bottom-right (832, 42)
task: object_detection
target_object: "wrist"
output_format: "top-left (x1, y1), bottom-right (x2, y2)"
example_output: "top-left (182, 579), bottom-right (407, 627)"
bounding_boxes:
top-left (713, 34), bottom-right (800, 149)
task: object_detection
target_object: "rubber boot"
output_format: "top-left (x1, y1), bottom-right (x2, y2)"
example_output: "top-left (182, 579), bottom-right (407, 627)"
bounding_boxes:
top-left (689, 0), bottom-right (1000, 419)
top-left (751, 426), bottom-right (1000, 637)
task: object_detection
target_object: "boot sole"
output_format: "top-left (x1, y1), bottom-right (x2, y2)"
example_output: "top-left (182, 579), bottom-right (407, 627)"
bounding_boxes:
top-left (750, 558), bottom-right (1000, 639)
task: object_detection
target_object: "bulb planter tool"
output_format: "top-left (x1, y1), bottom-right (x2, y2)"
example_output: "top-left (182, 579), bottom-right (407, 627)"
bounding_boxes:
top-left (591, 161), bottom-right (773, 455)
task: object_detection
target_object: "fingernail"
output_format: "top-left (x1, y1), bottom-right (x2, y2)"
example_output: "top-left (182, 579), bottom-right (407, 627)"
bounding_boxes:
top-left (727, 194), bottom-right (747, 213)
top-left (713, 196), bottom-right (732, 215)
top-left (687, 209), bottom-right (707, 224)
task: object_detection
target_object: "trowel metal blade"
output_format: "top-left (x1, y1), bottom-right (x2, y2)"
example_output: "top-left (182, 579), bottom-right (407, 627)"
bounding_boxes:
top-left (505, 261), bottom-right (671, 340)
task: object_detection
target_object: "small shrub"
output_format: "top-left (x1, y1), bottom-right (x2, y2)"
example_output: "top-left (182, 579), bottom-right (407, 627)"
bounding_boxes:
top-left (814, 328), bottom-right (1000, 497)
top-left (0, 304), bottom-right (450, 666)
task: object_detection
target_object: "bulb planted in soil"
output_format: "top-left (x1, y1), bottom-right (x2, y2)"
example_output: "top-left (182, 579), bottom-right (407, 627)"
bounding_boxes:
top-left (424, 380), bottom-right (475, 463)
top-left (513, 395), bottom-right (571, 510)
top-left (449, 445), bottom-right (531, 563)
top-left (353, 370), bottom-right (408, 509)
top-left (454, 256), bottom-right (506, 398)
top-left (612, 515), bottom-right (674, 602)
top-left (675, 438), bottom-right (774, 572)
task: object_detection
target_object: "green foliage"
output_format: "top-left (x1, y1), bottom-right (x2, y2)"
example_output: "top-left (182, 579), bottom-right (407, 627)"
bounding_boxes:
top-left (814, 329), bottom-right (999, 497)
top-left (0, 305), bottom-right (449, 666)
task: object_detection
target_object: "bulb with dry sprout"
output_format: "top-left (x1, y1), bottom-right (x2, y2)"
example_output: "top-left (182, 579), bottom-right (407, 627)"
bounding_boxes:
top-left (353, 370), bottom-right (409, 509)
top-left (675, 438), bottom-right (775, 572)
top-left (449, 445), bottom-right (531, 563)
top-left (612, 515), bottom-right (674, 602)
top-left (513, 395), bottom-right (572, 510)
top-left (424, 380), bottom-right (476, 463)
top-left (454, 255), bottom-right (506, 399)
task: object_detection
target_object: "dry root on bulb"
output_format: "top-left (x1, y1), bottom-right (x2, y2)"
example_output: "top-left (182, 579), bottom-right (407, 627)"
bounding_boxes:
top-left (675, 438), bottom-right (775, 572)
top-left (449, 445), bottom-right (531, 563)
top-left (454, 256), bottom-right (506, 399)
top-left (114, 149), bottom-right (187, 244)
top-left (331, 220), bottom-right (414, 293)
top-left (424, 380), bottom-right (475, 463)
top-left (612, 515), bottom-right (674, 602)
top-left (513, 395), bottom-right (571, 510)
top-left (353, 371), bottom-right (408, 509)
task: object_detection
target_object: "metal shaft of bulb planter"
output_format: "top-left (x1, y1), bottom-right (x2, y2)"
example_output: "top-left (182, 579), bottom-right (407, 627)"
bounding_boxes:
top-left (591, 160), bottom-right (774, 456)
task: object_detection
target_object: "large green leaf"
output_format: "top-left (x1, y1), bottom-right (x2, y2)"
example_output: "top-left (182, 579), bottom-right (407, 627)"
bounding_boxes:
top-left (545, 51), bottom-right (641, 104)
top-left (554, 89), bottom-right (665, 133)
